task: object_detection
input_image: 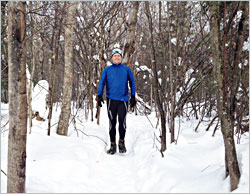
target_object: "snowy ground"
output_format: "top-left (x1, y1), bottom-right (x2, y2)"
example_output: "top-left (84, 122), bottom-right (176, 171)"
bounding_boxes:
top-left (1, 99), bottom-right (249, 193)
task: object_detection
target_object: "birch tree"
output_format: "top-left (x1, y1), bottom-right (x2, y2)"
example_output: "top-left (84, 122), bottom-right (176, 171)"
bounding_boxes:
top-left (57, 2), bottom-right (78, 136)
top-left (7, 2), bottom-right (27, 192)
top-left (122, 2), bottom-right (140, 66)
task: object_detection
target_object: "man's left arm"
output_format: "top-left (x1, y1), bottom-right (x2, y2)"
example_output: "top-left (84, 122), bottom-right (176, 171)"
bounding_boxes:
top-left (128, 67), bottom-right (136, 96)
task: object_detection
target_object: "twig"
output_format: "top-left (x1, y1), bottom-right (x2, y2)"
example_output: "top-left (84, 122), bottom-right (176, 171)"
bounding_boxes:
top-left (72, 117), bottom-right (79, 138)
top-left (45, 122), bottom-right (58, 132)
top-left (212, 121), bottom-right (219, 137)
top-left (205, 115), bottom-right (218, 131)
top-left (1, 169), bottom-right (7, 176)
top-left (1, 120), bottom-right (9, 129)
top-left (175, 116), bottom-right (182, 145)
top-left (160, 149), bottom-right (164, 158)
top-left (194, 106), bottom-right (206, 132)
top-left (145, 114), bottom-right (154, 127)
top-left (154, 132), bottom-right (161, 144)
top-left (76, 128), bottom-right (108, 146)
top-left (153, 132), bottom-right (164, 157)
top-left (201, 164), bottom-right (211, 172)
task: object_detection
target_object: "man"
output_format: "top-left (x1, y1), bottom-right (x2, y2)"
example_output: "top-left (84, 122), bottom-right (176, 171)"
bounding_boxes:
top-left (97, 48), bottom-right (136, 154)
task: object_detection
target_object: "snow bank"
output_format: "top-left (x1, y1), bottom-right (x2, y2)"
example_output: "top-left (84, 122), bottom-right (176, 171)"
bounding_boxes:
top-left (1, 100), bottom-right (249, 193)
top-left (31, 80), bottom-right (49, 118)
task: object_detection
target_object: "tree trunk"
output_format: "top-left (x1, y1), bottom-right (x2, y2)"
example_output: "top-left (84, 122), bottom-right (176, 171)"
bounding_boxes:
top-left (167, 2), bottom-right (175, 143)
top-left (96, 19), bottom-right (105, 125)
top-left (229, 2), bottom-right (248, 135)
top-left (145, 2), bottom-right (166, 153)
top-left (150, 83), bottom-right (153, 112)
top-left (57, 2), bottom-right (78, 136)
top-left (122, 2), bottom-right (139, 66)
top-left (38, 4), bottom-right (45, 81)
top-left (48, 2), bottom-right (66, 136)
top-left (210, 2), bottom-right (241, 191)
top-left (7, 2), bottom-right (27, 193)
top-left (28, 2), bottom-right (38, 134)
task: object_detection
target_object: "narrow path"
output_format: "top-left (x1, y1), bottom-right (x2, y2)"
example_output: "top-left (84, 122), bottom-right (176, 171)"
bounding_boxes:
top-left (83, 114), bottom-right (228, 193)
top-left (86, 119), bottom-right (149, 193)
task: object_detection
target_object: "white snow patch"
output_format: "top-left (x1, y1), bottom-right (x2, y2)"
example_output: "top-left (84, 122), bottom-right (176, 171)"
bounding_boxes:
top-left (31, 80), bottom-right (49, 119)
top-left (171, 38), bottom-right (177, 46)
top-left (114, 43), bottom-right (120, 48)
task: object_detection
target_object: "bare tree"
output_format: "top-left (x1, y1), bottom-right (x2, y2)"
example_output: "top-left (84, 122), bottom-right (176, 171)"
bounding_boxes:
top-left (209, 2), bottom-right (241, 191)
top-left (7, 2), bottom-right (27, 192)
top-left (167, 2), bottom-right (175, 143)
top-left (47, 2), bottom-right (67, 136)
top-left (145, 2), bottom-right (166, 153)
top-left (27, 1), bottom-right (39, 134)
top-left (57, 2), bottom-right (78, 136)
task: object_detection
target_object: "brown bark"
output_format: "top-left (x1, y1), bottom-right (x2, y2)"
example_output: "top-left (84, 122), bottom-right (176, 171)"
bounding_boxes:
top-left (28, 2), bottom-right (39, 134)
top-left (7, 2), bottom-right (27, 192)
top-left (229, 2), bottom-right (248, 130)
top-left (167, 2), bottom-right (175, 143)
top-left (95, 19), bottom-right (105, 125)
top-left (48, 2), bottom-right (66, 136)
top-left (57, 2), bottom-right (78, 136)
top-left (122, 2), bottom-right (139, 66)
top-left (210, 2), bottom-right (241, 191)
top-left (145, 2), bottom-right (166, 152)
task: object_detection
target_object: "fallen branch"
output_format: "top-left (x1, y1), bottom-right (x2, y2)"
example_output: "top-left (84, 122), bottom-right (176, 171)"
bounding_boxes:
top-left (76, 127), bottom-right (108, 146)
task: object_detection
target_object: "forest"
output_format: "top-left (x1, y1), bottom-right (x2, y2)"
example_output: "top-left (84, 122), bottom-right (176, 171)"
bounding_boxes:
top-left (1, 1), bottom-right (249, 193)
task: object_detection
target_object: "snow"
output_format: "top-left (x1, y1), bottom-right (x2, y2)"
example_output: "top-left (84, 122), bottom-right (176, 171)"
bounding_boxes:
top-left (1, 88), bottom-right (249, 193)
top-left (158, 78), bottom-right (162, 85)
top-left (75, 45), bottom-right (80, 51)
top-left (31, 80), bottom-right (49, 119)
top-left (93, 55), bottom-right (99, 60)
top-left (107, 61), bottom-right (112, 66)
top-left (243, 38), bottom-right (249, 51)
top-left (171, 38), bottom-right (177, 46)
top-left (178, 57), bottom-right (182, 66)
top-left (138, 65), bottom-right (152, 74)
top-left (59, 35), bottom-right (64, 41)
top-left (244, 59), bottom-right (248, 66)
top-left (114, 43), bottom-right (120, 48)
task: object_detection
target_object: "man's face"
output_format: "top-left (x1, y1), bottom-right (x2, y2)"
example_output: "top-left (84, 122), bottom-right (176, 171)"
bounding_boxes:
top-left (112, 53), bottom-right (122, 65)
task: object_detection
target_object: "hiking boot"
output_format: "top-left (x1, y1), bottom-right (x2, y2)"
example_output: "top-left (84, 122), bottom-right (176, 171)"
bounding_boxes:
top-left (107, 142), bottom-right (116, 155)
top-left (118, 139), bottom-right (127, 153)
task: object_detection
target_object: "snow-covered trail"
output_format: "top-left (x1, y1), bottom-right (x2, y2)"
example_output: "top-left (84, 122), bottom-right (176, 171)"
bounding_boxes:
top-left (74, 112), bottom-right (228, 193)
top-left (81, 113), bottom-right (156, 193)
top-left (1, 102), bottom-right (249, 193)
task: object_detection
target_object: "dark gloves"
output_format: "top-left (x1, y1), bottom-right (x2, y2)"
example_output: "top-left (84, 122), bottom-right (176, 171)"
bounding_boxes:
top-left (130, 96), bottom-right (136, 108)
top-left (97, 96), bottom-right (104, 107)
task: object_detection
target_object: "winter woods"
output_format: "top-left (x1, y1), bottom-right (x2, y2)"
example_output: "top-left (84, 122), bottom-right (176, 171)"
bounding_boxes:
top-left (1, 1), bottom-right (249, 192)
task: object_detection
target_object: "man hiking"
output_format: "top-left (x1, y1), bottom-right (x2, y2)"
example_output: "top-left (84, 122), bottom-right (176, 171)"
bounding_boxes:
top-left (97, 48), bottom-right (136, 154)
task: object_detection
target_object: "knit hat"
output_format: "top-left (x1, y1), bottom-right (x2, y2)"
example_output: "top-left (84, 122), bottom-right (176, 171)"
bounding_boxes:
top-left (111, 48), bottom-right (122, 57)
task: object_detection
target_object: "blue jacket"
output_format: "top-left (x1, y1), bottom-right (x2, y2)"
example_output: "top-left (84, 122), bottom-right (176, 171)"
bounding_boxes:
top-left (98, 63), bottom-right (136, 101)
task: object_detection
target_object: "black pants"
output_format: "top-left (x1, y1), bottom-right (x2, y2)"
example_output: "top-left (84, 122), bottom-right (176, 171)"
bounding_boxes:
top-left (106, 98), bottom-right (128, 143)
